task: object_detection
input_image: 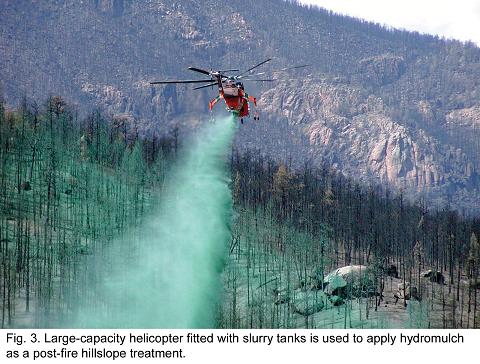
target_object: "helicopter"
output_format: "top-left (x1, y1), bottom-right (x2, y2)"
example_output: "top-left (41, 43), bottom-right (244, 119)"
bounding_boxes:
top-left (150, 59), bottom-right (309, 124)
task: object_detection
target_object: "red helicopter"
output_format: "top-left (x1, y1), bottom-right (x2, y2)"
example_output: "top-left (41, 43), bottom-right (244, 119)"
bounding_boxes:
top-left (150, 59), bottom-right (308, 124)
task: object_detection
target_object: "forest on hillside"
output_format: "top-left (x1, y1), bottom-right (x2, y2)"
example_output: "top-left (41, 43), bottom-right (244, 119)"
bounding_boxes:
top-left (223, 152), bottom-right (480, 328)
top-left (0, 97), bottom-right (172, 327)
top-left (0, 99), bottom-right (479, 328)
top-left (2, 0), bottom-right (480, 214)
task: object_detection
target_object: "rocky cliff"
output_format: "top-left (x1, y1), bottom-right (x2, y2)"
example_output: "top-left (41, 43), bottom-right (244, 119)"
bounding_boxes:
top-left (256, 79), bottom-right (478, 210)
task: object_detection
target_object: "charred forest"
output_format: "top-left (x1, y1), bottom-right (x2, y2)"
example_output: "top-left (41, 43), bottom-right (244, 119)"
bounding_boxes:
top-left (224, 150), bottom-right (480, 328)
top-left (0, 98), bottom-right (479, 328)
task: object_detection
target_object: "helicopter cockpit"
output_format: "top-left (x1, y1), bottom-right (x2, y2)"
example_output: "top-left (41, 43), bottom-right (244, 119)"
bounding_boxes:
top-left (223, 78), bottom-right (240, 97)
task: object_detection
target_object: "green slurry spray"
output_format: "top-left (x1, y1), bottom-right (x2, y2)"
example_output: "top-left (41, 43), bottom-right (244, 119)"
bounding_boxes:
top-left (74, 117), bottom-right (236, 328)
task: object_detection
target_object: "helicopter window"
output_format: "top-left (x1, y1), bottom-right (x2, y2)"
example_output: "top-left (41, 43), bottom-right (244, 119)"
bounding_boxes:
top-left (223, 84), bottom-right (239, 97)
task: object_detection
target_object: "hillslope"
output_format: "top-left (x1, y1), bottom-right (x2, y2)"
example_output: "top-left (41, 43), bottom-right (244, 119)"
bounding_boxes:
top-left (1, 0), bottom-right (479, 211)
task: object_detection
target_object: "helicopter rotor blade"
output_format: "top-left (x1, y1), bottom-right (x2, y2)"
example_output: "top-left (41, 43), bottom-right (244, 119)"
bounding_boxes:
top-left (188, 67), bottom-right (211, 76)
top-left (236, 58), bottom-right (272, 77)
top-left (193, 82), bottom-right (218, 90)
top-left (150, 79), bottom-right (213, 85)
top-left (218, 69), bottom-right (240, 73)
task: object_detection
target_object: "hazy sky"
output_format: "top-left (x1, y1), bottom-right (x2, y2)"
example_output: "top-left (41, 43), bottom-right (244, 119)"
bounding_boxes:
top-left (297, 0), bottom-right (480, 46)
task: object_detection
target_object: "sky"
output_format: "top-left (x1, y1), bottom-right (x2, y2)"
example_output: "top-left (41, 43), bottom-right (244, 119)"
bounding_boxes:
top-left (296, 0), bottom-right (480, 46)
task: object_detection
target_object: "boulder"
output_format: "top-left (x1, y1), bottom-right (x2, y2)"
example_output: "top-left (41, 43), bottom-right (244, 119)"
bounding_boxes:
top-left (421, 269), bottom-right (445, 284)
top-left (324, 265), bottom-right (375, 297)
top-left (394, 282), bottom-right (419, 303)
top-left (324, 274), bottom-right (347, 296)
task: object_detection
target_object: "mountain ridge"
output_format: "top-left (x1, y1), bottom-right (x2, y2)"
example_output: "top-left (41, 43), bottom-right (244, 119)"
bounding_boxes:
top-left (1, 0), bottom-right (479, 212)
